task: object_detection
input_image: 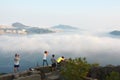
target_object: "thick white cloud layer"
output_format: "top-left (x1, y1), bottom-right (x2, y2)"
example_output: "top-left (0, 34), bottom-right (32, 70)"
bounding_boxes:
top-left (0, 32), bottom-right (120, 65)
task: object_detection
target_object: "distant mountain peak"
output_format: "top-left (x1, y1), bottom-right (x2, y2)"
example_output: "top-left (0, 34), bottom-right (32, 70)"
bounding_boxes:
top-left (110, 30), bottom-right (120, 35)
top-left (52, 24), bottom-right (77, 30)
top-left (12, 22), bottom-right (29, 28)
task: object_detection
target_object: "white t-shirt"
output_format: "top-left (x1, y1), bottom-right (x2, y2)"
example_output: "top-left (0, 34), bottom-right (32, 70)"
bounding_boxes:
top-left (43, 53), bottom-right (47, 60)
top-left (14, 57), bottom-right (20, 65)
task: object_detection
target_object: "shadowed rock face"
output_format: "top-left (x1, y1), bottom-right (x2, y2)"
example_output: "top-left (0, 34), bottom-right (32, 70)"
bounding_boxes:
top-left (87, 66), bottom-right (120, 80)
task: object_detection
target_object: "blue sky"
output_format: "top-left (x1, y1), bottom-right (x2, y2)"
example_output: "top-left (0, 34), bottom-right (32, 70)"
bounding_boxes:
top-left (0, 0), bottom-right (120, 29)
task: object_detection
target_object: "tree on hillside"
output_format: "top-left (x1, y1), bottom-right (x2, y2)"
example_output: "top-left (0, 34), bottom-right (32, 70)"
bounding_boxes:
top-left (60, 57), bottom-right (91, 80)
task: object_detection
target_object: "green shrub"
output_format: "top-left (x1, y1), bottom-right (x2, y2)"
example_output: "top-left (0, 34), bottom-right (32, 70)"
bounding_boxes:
top-left (61, 57), bottom-right (91, 80)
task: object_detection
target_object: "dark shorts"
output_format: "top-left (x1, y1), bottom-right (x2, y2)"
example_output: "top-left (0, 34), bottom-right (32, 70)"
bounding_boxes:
top-left (52, 63), bottom-right (56, 67)
top-left (14, 65), bottom-right (19, 68)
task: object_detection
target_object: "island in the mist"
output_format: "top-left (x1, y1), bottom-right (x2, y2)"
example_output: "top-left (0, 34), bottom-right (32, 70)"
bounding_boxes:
top-left (0, 22), bottom-right (78, 35)
top-left (110, 30), bottom-right (120, 36)
top-left (0, 22), bottom-right (54, 35)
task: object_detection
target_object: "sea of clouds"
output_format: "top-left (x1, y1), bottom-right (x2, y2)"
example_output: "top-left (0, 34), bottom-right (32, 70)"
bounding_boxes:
top-left (0, 31), bottom-right (120, 72)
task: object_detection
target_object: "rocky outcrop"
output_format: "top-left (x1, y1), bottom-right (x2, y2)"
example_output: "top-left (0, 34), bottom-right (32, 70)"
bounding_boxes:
top-left (0, 66), bottom-right (63, 80)
top-left (2, 65), bottom-right (120, 80)
top-left (0, 66), bottom-right (50, 80)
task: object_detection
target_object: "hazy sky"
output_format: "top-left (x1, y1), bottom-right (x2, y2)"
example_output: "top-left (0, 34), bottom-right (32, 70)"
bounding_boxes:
top-left (0, 0), bottom-right (120, 29)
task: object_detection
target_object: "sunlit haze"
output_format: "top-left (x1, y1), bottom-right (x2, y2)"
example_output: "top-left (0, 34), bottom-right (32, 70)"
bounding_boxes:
top-left (0, 0), bottom-right (120, 30)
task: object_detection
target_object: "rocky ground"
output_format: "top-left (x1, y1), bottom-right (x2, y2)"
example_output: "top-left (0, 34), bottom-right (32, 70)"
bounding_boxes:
top-left (45, 70), bottom-right (60, 80)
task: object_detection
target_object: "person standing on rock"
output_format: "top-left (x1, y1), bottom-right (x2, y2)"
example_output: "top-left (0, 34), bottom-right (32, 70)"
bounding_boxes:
top-left (51, 54), bottom-right (57, 71)
top-left (43, 51), bottom-right (48, 66)
top-left (14, 53), bottom-right (20, 73)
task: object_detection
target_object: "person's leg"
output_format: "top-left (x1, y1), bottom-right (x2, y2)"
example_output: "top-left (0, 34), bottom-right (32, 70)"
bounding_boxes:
top-left (46, 60), bottom-right (48, 66)
top-left (54, 63), bottom-right (57, 71)
top-left (52, 63), bottom-right (56, 71)
top-left (43, 60), bottom-right (45, 66)
top-left (51, 63), bottom-right (54, 71)
top-left (17, 65), bottom-right (19, 72)
top-left (14, 66), bottom-right (17, 73)
top-left (57, 63), bottom-right (60, 70)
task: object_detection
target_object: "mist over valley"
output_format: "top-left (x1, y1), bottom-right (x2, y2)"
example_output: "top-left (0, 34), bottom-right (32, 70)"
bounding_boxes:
top-left (0, 23), bottom-right (120, 73)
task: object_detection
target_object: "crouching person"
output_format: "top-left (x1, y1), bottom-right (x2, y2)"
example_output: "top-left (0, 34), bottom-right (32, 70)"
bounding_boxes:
top-left (56, 56), bottom-right (65, 70)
